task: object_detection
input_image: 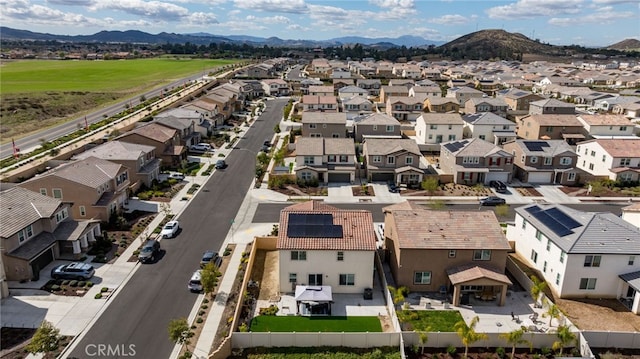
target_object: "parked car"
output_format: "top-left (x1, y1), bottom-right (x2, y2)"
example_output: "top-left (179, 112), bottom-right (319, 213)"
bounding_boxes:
top-left (200, 250), bottom-right (222, 269)
top-left (190, 143), bottom-right (213, 153)
top-left (489, 180), bottom-right (507, 193)
top-left (160, 220), bottom-right (180, 238)
top-left (263, 139), bottom-right (272, 147)
top-left (260, 144), bottom-right (270, 153)
top-left (188, 270), bottom-right (203, 292)
top-left (51, 262), bottom-right (95, 280)
top-left (387, 181), bottom-right (399, 193)
top-left (138, 239), bottom-right (161, 264)
top-left (168, 172), bottom-right (185, 181)
top-left (215, 160), bottom-right (227, 169)
top-left (479, 196), bottom-right (507, 206)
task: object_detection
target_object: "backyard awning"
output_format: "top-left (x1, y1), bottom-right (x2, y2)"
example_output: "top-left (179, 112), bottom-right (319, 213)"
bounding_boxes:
top-left (294, 285), bottom-right (333, 302)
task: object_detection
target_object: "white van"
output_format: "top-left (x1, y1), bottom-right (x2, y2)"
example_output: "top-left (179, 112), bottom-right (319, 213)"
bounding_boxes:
top-left (188, 270), bottom-right (203, 292)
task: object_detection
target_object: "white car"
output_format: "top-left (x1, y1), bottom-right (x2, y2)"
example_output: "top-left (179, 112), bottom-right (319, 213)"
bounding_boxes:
top-left (168, 173), bottom-right (185, 181)
top-left (160, 220), bottom-right (180, 238)
top-left (190, 143), bottom-right (212, 153)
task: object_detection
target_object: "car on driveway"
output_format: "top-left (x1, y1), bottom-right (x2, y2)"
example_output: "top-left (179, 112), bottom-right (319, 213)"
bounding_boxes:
top-left (489, 180), bottom-right (507, 193)
top-left (51, 262), bottom-right (95, 280)
top-left (479, 196), bottom-right (507, 206)
top-left (138, 239), bottom-right (161, 264)
top-left (215, 160), bottom-right (227, 169)
top-left (190, 143), bottom-right (213, 154)
top-left (200, 250), bottom-right (222, 269)
top-left (160, 220), bottom-right (180, 238)
top-left (168, 173), bottom-right (185, 181)
top-left (387, 181), bottom-right (399, 193)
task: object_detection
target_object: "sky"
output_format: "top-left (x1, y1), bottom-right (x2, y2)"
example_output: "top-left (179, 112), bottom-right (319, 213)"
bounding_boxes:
top-left (1, 0), bottom-right (639, 47)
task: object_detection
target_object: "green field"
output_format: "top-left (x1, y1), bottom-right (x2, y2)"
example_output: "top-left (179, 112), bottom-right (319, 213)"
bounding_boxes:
top-left (0, 58), bottom-right (239, 94)
top-left (250, 316), bottom-right (383, 332)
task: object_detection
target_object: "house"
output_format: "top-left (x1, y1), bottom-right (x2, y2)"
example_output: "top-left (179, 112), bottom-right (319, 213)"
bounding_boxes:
top-left (415, 113), bottom-right (465, 146)
top-left (409, 85), bottom-right (442, 98)
top-left (299, 78), bottom-right (324, 95)
top-left (383, 201), bottom-right (512, 306)
top-left (238, 64), bottom-right (273, 78)
top-left (19, 156), bottom-right (130, 222)
top-left (463, 98), bottom-right (509, 117)
top-left (362, 138), bottom-right (424, 186)
top-left (621, 202), bottom-right (640, 228)
top-left (154, 115), bottom-right (201, 149)
top-left (308, 85), bottom-right (334, 97)
top-left (301, 95), bottom-right (338, 112)
top-left (576, 114), bottom-right (635, 138)
top-left (388, 79), bottom-right (415, 88)
top-left (116, 122), bottom-right (186, 167)
top-left (338, 86), bottom-right (368, 101)
top-left (503, 140), bottom-right (579, 184)
top-left (301, 112), bottom-right (347, 138)
top-left (353, 113), bottom-right (402, 142)
top-left (181, 99), bottom-right (223, 127)
top-left (575, 139), bottom-right (640, 182)
top-left (516, 115), bottom-right (585, 144)
top-left (613, 102), bottom-right (640, 119)
top-left (261, 79), bottom-right (290, 96)
top-left (507, 203), bottom-right (640, 310)
top-left (497, 89), bottom-right (545, 113)
top-left (461, 112), bottom-right (517, 146)
top-left (356, 79), bottom-right (381, 96)
top-left (379, 86), bottom-right (409, 104)
top-left (332, 78), bottom-right (354, 92)
top-left (202, 92), bottom-right (235, 123)
top-left (446, 87), bottom-right (485, 106)
top-left (277, 201), bottom-right (376, 294)
top-left (1, 187), bottom-right (102, 282)
top-left (157, 108), bottom-right (212, 137)
top-left (74, 141), bottom-right (161, 191)
top-left (423, 98), bottom-right (460, 113)
top-left (528, 98), bottom-right (575, 115)
top-left (439, 138), bottom-right (514, 184)
top-left (474, 78), bottom-right (502, 96)
top-left (341, 96), bottom-right (373, 120)
top-left (385, 96), bottom-right (423, 122)
top-left (294, 137), bottom-right (356, 183)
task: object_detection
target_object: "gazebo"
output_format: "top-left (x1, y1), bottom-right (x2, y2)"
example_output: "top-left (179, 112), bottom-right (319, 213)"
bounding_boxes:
top-left (294, 285), bottom-right (333, 315)
top-left (447, 265), bottom-right (512, 307)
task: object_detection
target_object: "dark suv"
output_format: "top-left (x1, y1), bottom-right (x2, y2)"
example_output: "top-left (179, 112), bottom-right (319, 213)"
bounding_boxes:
top-left (489, 180), bottom-right (507, 193)
top-left (138, 239), bottom-right (161, 263)
top-left (200, 250), bottom-right (222, 269)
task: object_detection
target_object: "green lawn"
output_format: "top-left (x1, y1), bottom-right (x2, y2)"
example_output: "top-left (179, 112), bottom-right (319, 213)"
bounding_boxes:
top-left (0, 58), bottom-right (239, 94)
top-left (250, 316), bottom-right (383, 332)
top-left (397, 310), bottom-right (463, 332)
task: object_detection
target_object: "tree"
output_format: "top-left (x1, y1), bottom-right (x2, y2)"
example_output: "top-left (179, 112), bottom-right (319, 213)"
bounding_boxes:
top-left (168, 318), bottom-right (194, 355)
top-left (421, 176), bottom-right (439, 195)
top-left (26, 320), bottom-right (60, 354)
top-left (529, 275), bottom-right (547, 308)
top-left (543, 303), bottom-right (562, 327)
top-left (552, 325), bottom-right (576, 356)
top-left (387, 285), bottom-right (409, 305)
top-left (200, 261), bottom-right (220, 298)
top-left (499, 328), bottom-right (531, 359)
top-left (417, 330), bottom-right (430, 354)
top-left (454, 316), bottom-right (488, 358)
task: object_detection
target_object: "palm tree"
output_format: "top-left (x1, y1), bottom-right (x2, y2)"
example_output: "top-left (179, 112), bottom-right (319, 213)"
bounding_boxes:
top-left (499, 328), bottom-right (531, 359)
top-left (454, 316), bottom-right (488, 358)
top-left (417, 329), bottom-right (430, 355)
top-left (543, 303), bottom-right (562, 327)
top-left (387, 285), bottom-right (409, 306)
top-left (552, 325), bottom-right (576, 356)
top-left (529, 275), bottom-right (547, 308)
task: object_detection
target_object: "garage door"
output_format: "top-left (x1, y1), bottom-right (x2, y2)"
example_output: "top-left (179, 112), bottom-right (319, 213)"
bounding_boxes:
top-left (527, 172), bottom-right (552, 183)
top-left (485, 173), bottom-right (510, 184)
top-left (30, 247), bottom-right (54, 280)
top-left (328, 173), bottom-right (351, 182)
top-left (371, 173), bottom-right (394, 182)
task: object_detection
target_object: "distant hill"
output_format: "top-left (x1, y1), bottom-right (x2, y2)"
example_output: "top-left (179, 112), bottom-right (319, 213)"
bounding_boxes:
top-left (438, 29), bottom-right (558, 60)
top-left (329, 35), bottom-right (443, 47)
top-left (608, 39), bottom-right (640, 52)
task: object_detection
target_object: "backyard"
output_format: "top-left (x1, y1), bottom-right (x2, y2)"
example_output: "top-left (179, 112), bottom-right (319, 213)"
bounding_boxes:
top-left (250, 316), bottom-right (383, 332)
top-left (397, 310), bottom-right (463, 332)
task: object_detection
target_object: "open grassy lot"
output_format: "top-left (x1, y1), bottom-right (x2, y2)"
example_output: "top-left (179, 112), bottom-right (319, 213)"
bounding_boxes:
top-left (0, 58), bottom-right (239, 140)
top-left (250, 316), bottom-right (383, 332)
top-left (397, 310), bottom-right (463, 332)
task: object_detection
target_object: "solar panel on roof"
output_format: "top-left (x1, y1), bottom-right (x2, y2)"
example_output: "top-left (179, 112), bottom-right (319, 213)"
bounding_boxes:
top-left (525, 205), bottom-right (541, 214)
top-left (289, 213), bottom-right (333, 225)
top-left (288, 224), bottom-right (343, 238)
top-left (523, 141), bottom-right (550, 152)
top-left (545, 207), bottom-right (582, 229)
top-left (531, 210), bottom-right (573, 237)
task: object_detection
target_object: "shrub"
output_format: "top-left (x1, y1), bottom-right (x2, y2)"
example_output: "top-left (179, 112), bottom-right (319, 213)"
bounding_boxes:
top-left (540, 347), bottom-right (551, 356)
top-left (198, 310), bottom-right (205, 316)
top-left (51, 285), bottom-right (61, 291)
top-left (78, 281), bottom-right (86, 287)
top-left (203, 298), bottom-right (209, 304)
top-left (446, 345), bottom-right (457, 355)
top-left (69, 280), bottom-right (78, 287)
top-left (95, 293), bottom-right (103, 299)
top-left (62, 280), bottom-right (70, 286)
top-left (259, 304), bottom-right (279, 316)
top-left (196, 318), bottom-right (203, 323)
top-left (201, 305), bottom-right (208, 309)
top-left (86, 282), bottom-right (93, 288)
top-left (101, 287), bottom-right (109, 293)
top-left (496, 347), bottom-right (505, 358)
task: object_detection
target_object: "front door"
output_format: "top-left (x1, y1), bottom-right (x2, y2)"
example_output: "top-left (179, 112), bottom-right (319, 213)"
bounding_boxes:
top-left (309, 274), bottom-right (323, 286)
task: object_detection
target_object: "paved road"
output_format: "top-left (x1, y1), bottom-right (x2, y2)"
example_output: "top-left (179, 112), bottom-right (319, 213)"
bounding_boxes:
top-left (67, 99), bottom-right (287, 359)
top-left (285, 64), bottom-right (305, 81)
top-left (252, 202), bottom-right (628, 223)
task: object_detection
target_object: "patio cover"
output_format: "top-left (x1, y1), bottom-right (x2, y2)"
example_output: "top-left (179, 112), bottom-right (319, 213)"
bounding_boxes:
top-left (294, 285), bottom-right (333, 302)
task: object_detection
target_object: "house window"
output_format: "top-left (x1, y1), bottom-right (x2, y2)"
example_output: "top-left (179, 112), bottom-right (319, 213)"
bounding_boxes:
top-left (620, 173), bottom-right (633, 182)
top-left (620, 158), bottom-right (631, 166)
top-left (567, 172), bottom-right (576, 181)
top-left (602, 154), bottom-right (606, 162)
top-left (332, 133), bottom-right (340, 138)
top-left (535, 230), bottom-right (543, 241)
top-left (309, 123), bottom-right (317, 129)
top-left (448, 250), bottom-right (456, 258)
top-left (620, 126), bottom-right (628, 131)
top-left (322, 124), bottom-right (327, 128)
top-left (373, 156), bottom-right (382, 163)
top-left (530, 156), bottom-right (538, 164)
top-left (584, 255), bottom-right (601, 267)
top-left (428, 134), bottom-right (433, 140)
top-left (339, 274), bottom-right (355, 286)
top-left (291, 251), bottom-right (307, 261)
top-left (373, 125), bottom-right (378, 131)
top-left (79, 206), bottom-right (86, 217)
top-left (430, 124), bottom-right (437, 130)
top-left (414, 271), bottom-right (432, 284)
top-left (462, 157), bottom-right (480, 164)
top-left (39, 188), bottom-right (47, 196)
top-left (289, 273), bottom-right (297, 283)
top-left (522, 220), bottom-right (527, 229)
top-left (589, 163), bottom-right (594, 170)
top-left (309, 274), bottom-right (322, 285)
top-left (579, 278), bottom-right (597, 290)
top-left (304, 156), bottom-right (314, 165)
top-left (544, 157), bottom-right (552, 165)
top-left (18, 230), bottom-right (25, 243)
top-left (328, 155), bottom-right (336, 162)
top-left (560, 157), bottom-right (572, 165)
top-left (448, 135), bottom-right (456, 141)
top-left (52, 188), bottom-right (62, 199)
top-left (531, 249), bottom-right (538, 263)
top-left (387, 156), bottom-right (395, 164)
top-left (405, 157), bottom-right (413, 165)
top-left (339, 155), bottom-right (348, 162)
top-left (337, 251), bottom-right (344, 261)
top-left (543, 261), bottom-right (547, 273)
top-left (386, 125), bottom-right (394, 132)
top-left (310, 133), bottom-right (322, 138)
top-left (545, 126), bottom-right (553, 132)
top-left (560, 251), bottom-right (565, 263)
top-left (556, 273), bottom-right (561, 285)
top-left (590, 151), bottom-right (596, 157)
top-left (473, 249), bottom-right (491, 261)
top-left (629, 256), bottom-right (635, 265)
top-left (521, 155), bottom-right (526, 163)
top-left (546, 239), bottom-right (551, 251)
top-left (479, 135), bottom-right (486, 140)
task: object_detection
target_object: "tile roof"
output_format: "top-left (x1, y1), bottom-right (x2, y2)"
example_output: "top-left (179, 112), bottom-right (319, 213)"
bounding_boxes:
top-left (277, 203), bottom-right (376, 251)
top-left (357, 113), bottom-right (400, 126)
top-left (524, 114), bottom-right (582, 126)
top-left (426, 98), bottom-right (459, 105)
top-left (296, 138), bottom-right (324, 156)
top-left (155, 108), bottom-right (201, 120)
top-left (302, 112), bottom-right (346, 124)
top-left (577, 114), bottom-right (631, 126)
top-left (126, 122), bottom-right (176, 142)
top-left (509, 139), bottom-right (576, 157)
top-left (324, 138), bottom-right (355, 155)
top-left (530, 98), bottom-right (575, 108)
top-left (447, 265), bottom-right (512, 285)
top-left (387, 208), bottom-right (511, 250)
top-left (25, 156), bottom-right (123, 189)
top-left (296, 138), bottom-right (354, 156)
top-left (418, 113), bottom-right (464, 125)
top-left (75, 141), bottom-right (155, 161)
top-left (0, 187), bottom-right (63, 238)
top-left (597, 138), bottom-right (640, 157)
top-left (462, 112), bottom-right (513, 126)
top-left (363, 138), bottom-right (421, 156)
top-left (387, 96), bottom-right (423, 105)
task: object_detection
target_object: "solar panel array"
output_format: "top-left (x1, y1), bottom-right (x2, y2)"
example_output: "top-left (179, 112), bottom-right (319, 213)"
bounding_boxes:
top-left (523, 141), bottom-right (550, 152)
top-left (288, 213), bottom-right (344, 238)
top-left (443, 140), bottom-right (469, 153)
top-left (525, 205), bottom-right (582, 237)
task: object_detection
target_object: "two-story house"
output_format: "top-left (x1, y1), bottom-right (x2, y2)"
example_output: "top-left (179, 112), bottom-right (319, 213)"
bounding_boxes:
top-left (462, 112), bottom-right (517, 146)
top-left (300, 78), bottom-right (325, 95)
top-left (301, 95), bottom-right (338, 112)
top-left (332, 78), bottom-right (354, 93)
top-left (528, 98), bottom-right (575, 115)
top-left (409, 85), bottom-right (442, 98)
top-left (277, 201), bottom-right (376, 296)
top-left (415, 113), bottom-right (465, 147)
top-left (497, 88), bottom-right (544, 114)
top-left (295, 137), bottom-right (356, 183)
top-left (341, 96), bottom-right (373, 120)
top-left (576, 114), bottom-right (635, 138)
top-left (353, 113), bottom-right (402, 143)
top-left (74, 141), bottom-right (161, 191)
top-left (385, 96), bottom-right (423, 122)
top-left (379, 86), bottom-right (409, 104)
top-left (337, 86), bottom-right (367, 101)
top-left (516, 114), bottom-right (585, 145)
top-left (1, 187), bottom-right (102, 282)
top-left (446, 87), bottom-right (485, 106)
top-left (181, 99), bottom-right (223, 127)
top-left (307, 85), bottom-right (334, 97)
top-left (261, 79), bottom-right (290, 96)
top-left (503, 140), bottom-right (579, 184)
top-left (383, 201), bottom-right (512, 306)
top-left (507, 203), bottom-right (640, 312)
top-left (154, 116), bottom-right (201, 149)
top-left (575, 139), bottom-right (640, 182)
top-left (423, 98), bottom-right (460, 113)
top-left (116, 122), bottom-right (186, 167)
top-left (19, 156), bottom-right (130, 222)
top-left (439, 138), bottom-right (514, 184)
top-left (463, 97), bottom-right (509, 117)
top-left (362, 138), bottom-right (424, 186)
top-left (356, 79), bottom-right (382, 97)
top-left (301, 112), bottom-right (347, 138)
top-left (158, 108), bottom-right (212, 138)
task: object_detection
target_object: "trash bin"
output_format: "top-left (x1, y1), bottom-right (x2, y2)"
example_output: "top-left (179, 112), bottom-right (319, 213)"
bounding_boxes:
top-left (363, 288), bottom-right (373, 300)
top-left (460, 293), bottom-right (470, 305)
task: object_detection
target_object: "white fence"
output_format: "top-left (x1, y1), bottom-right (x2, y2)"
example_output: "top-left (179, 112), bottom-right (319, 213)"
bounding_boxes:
top-left (583, 331), bottom-right (640, 349)
top-left (402, 331), bottom-right (558, 349)
top-left (232, 332), bottom-right (401, 348)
